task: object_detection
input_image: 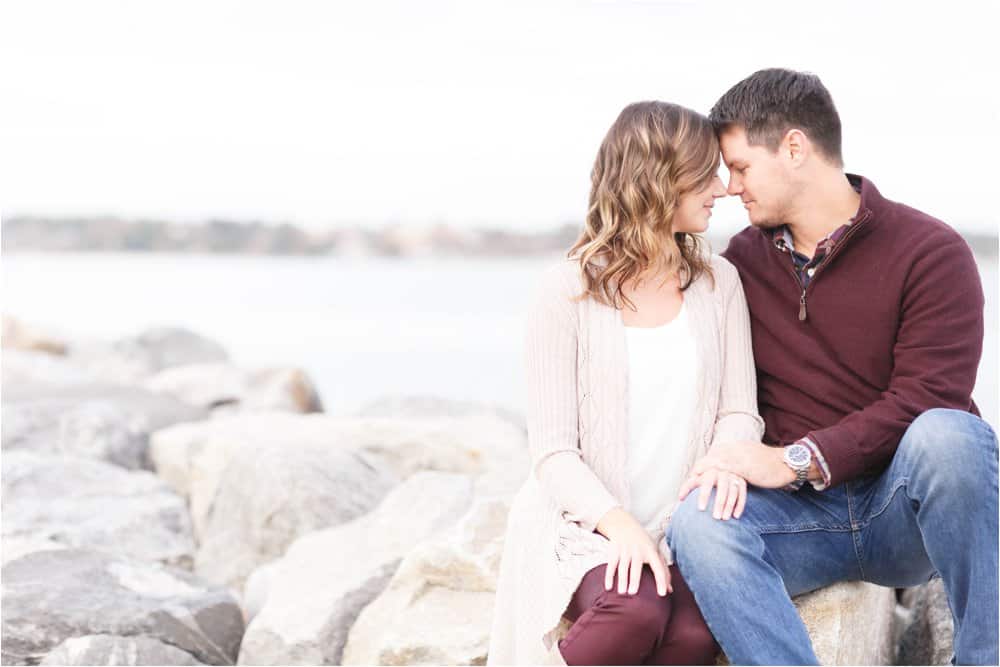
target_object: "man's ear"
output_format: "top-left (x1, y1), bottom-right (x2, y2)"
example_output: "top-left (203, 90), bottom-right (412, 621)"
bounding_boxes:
top-left (782, 128), bottom-right (808, 167)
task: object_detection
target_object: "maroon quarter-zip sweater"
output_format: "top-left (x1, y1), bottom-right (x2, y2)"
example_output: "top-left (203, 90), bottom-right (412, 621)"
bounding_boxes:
top-left (722, 174), bottom-right (984, 487)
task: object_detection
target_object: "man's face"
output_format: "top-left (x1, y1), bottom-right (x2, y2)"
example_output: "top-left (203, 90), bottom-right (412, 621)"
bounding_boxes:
top-left (719, 126), bottom-right (794, 229)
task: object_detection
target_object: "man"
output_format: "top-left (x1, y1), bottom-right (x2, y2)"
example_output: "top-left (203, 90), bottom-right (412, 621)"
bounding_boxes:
top-left (667, 68), bottom-right (998, 665)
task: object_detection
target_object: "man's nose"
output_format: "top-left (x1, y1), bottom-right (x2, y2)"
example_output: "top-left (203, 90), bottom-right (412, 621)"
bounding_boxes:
top-left (726, 178), bottom-right (742, 196)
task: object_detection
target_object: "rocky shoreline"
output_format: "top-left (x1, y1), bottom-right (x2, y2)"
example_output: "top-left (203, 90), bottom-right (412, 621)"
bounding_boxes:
top-left (1, 315), bottom-right (955, 665)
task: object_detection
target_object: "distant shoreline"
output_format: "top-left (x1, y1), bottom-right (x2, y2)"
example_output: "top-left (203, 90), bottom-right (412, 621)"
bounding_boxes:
top-left (3, 216), bottom-right (997, 258)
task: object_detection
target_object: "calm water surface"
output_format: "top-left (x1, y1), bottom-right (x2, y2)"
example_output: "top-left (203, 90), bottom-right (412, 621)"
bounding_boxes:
top-left (3, 252), bottom-right (996, 427)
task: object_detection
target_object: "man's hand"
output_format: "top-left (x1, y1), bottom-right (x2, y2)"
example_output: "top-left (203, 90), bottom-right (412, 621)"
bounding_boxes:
top-left (686, 441), bottom-right (796, 489)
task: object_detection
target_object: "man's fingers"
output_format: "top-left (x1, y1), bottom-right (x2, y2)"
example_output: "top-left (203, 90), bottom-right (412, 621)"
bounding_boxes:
top-left (697, 469), bottom-right (717, 511)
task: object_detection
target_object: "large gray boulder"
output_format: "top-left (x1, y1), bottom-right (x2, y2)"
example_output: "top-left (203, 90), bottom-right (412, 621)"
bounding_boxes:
top-left (2, 451), bottom-right (196, 568)
top-left (341, 496), bottom-right (510, 666)
top-left (150, 413), bottom-right (527, 541)
top-left (40, 634), bottom-right (207, 666)
top-left (238, 472), bottom-right (475, 666)
top-left (2, 384), bottom-right (207, 470)
top-left (1, 549), bottom-right (244, 666)
top-left (142, 362), bottom-right (324, 415)
top-left (70, 326), bottom-right (230, 385)
top-left (897, 578), bottom-right (954, 665)
top-left (193, 437), bottom-right (398, 591)
top-left (1, 348), bottom-right (100, 396)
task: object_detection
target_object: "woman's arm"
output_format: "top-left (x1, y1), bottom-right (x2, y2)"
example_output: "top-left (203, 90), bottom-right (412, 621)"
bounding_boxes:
top-left (709, 260), bottom-right (765, 447)
top-left (524, 265), bottom-right (621, 533)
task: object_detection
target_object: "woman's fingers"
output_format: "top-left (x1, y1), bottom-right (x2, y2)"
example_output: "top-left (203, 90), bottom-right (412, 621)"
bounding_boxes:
top-left (648, 551), bottom-right (670, 596)
top-left (722, 474), bottom-right (742, 520)
top-left (713, 472), bottom-right (731, 519)
top-left (697, 469), bottom-right (717, 511)
top-left (628, 550), bottom-right (643, 595)
top-left (617, 552), bottom-right (630, 594)
top-left (735, 478), bottom-right (747, 519)
top-left (677, 473), bottom-right (699, 501)
top-left (605, 550), bottom-right (619, 591)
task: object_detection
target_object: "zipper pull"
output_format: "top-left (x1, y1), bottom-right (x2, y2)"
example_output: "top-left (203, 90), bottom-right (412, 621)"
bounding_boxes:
top-left (799, 292), bottom-right (807, 321)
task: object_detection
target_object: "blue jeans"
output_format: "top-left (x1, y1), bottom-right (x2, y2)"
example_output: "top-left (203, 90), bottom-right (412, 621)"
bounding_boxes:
top-left (666, 409), bottom-right (999, 665)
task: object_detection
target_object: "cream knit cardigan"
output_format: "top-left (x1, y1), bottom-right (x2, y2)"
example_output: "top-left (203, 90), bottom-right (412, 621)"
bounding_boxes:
top-left (487, 254), bottom-right (764, 666)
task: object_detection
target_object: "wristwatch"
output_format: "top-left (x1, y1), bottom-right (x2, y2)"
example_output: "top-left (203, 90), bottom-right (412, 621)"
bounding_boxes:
top-left (782, 443), bottom-right (812, 491)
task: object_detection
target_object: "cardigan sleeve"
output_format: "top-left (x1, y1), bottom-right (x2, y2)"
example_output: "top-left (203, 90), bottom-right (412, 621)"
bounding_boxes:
top-left (524, 265), bottom-right (622, 533)
top-left (708, 258), bottom-right (765, 448)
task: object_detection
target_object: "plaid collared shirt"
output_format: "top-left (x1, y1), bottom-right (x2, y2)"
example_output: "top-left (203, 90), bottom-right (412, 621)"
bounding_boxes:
top-left (770, 222), bottom-right (853, 288)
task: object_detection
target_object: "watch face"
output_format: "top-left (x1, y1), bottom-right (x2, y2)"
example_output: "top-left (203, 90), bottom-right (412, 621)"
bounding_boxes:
top-left (785, 444), bottom-right (811, 468)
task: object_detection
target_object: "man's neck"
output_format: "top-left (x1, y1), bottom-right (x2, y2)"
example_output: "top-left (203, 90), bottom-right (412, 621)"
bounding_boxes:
top-left (784, 173), bottom-right (861, 258)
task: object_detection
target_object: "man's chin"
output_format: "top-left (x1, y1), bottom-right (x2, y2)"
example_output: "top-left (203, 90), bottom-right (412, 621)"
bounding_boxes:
top-left (747, 214), bottom-right (783, 230)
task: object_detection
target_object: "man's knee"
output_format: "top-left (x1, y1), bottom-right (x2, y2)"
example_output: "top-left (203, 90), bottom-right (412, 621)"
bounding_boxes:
top-left (898, 408), bottom-right (998, 482)
top-left (669, 493), bottom-right (752, 571)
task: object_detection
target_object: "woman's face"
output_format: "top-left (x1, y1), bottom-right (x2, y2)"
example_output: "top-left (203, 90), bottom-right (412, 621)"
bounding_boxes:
top-left (673, 174), bottom-right (726, 234)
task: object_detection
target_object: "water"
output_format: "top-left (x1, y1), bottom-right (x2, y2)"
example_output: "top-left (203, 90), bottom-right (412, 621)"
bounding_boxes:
top-left (2, 251), bottom-right (996, 427)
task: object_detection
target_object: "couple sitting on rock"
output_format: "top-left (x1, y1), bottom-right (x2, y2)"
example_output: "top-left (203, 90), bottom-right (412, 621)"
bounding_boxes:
top-left (487, 68), bottom-right (997, 666)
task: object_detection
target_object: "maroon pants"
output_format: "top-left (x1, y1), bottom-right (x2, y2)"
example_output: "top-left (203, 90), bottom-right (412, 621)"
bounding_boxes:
top-left (557, 563), bottom-right (720, 666)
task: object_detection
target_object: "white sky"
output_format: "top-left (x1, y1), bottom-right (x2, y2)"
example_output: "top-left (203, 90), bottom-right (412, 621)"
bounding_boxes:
top-left (2, 0), bottom-right (998, 236)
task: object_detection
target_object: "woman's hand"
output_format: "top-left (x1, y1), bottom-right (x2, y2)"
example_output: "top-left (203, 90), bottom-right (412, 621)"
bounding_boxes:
top-left (677, 467), bottom-right (748, 520)
top-left (595, 507), bottom-right (672, 597)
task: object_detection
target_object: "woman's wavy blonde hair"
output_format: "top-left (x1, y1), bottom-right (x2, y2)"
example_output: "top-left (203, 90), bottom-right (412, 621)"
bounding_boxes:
top-left (569, 101), bottom-right (719, 309)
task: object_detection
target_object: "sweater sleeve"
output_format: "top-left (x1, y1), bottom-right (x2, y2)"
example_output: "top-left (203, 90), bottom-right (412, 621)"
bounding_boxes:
top-left (709, 259), bottom-right (766, 448)
top-left (524, 265), bottom-right (622, 533)
top-left (807, 236), bottom-right (984, 486)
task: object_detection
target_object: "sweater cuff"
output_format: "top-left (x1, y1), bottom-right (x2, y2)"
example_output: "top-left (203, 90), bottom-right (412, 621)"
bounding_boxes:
top-left (799, 436), bottom-right (831, 491)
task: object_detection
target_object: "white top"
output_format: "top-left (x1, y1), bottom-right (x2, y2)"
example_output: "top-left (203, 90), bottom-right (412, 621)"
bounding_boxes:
top-left (624, 300), bottom-right (700, 528)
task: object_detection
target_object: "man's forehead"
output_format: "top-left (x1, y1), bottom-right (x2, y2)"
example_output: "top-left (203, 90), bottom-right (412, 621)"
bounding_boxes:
top-left (719, 126), bottom-right (749, 151)
top-left (719, 126), bottom-right (759, 164)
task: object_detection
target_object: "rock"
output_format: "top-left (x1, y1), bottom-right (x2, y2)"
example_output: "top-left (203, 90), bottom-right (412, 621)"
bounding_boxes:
top-left (897, 578), bottom-right (954, 665)
top-left (1, 549), bottom-right (244, 666)
top-left (2, 384), bottom-right (207, 470)
top-left (142, 362), bottom-right (324, 415)
top-left (193, 437), bottom-right (397, 591)
top-left (40, 634), bottom-right (207, 666)
top-left (1, 315), bottom-right (68, 355)
top-left (150, 413), bottom-right (527, 540)
top-left (790, 582), bottom-right (896, 665)
top-left (357, 395), bottom-right (526, 432)
top-left (1, 349), bottom-right (101, 398)
top-left (1, 538), bottom-right (66, 566)
top-left (2, 451), bottom-right (196, 569)
top-left (238, 472), bottom-right (475, 665)
top-left (341, 496), bottom-right (510, 666)
top-left (333, 415), bottom-right (528, 483)
top-left (70, 327), bottom-right (229, 384)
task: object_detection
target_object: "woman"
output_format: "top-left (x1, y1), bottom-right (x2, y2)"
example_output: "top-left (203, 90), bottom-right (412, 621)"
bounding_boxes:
top-left (487, 101), bottom-right (763, 666)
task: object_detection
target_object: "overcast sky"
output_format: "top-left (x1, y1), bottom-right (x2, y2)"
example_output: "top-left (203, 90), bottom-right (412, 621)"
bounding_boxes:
top-left (2, 0), bottom-right (997, 236)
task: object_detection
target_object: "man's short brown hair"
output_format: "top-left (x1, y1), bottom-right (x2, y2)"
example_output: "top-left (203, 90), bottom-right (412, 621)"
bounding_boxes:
top-left (709, 68), bottom-right (844, 166)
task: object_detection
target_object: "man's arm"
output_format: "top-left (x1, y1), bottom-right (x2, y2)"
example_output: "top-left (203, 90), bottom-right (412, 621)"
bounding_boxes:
top-left (807, 236), bottom-right (983, 487)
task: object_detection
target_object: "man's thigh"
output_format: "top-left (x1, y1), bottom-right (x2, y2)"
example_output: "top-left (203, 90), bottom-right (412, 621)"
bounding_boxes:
top-left (669, 483), bottom-right (863, 597)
